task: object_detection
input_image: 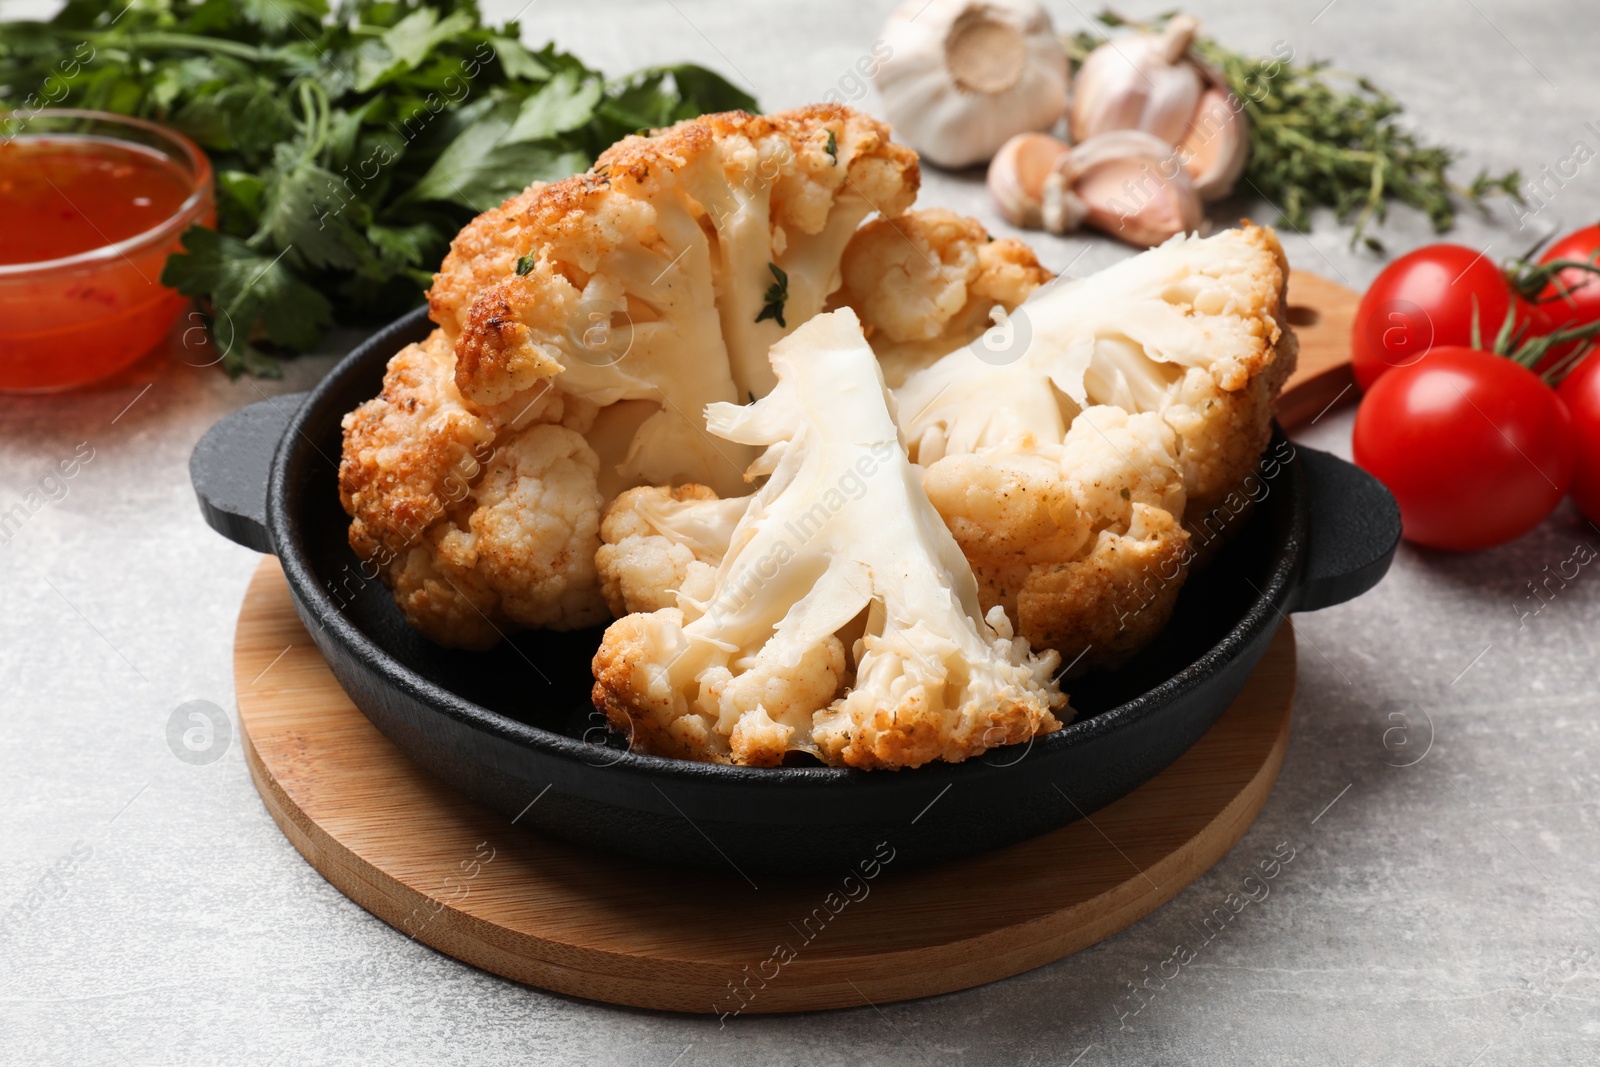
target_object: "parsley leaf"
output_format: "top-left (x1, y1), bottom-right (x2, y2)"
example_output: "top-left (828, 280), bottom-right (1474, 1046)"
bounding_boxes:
top-left (161, 227), bottom-right (333, 372)
top-left (255, 153), bottom-right (369, 272)
top-left (507, 69), bottom-right (605, 142)
top-left (406, 100), bottom-right (589, 212)
top-left (381, 7), bottom-right (478, 73)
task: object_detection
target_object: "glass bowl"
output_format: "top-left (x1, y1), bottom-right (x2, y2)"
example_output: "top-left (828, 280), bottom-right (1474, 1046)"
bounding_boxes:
top-left (0, 109), bottom-right (215, 393)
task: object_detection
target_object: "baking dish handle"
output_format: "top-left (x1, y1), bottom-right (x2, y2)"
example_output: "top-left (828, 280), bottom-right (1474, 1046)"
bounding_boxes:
top-left (1290, 445), bottom-right (1403, 613)
top-left (190, 392), bottom-right (308, 555)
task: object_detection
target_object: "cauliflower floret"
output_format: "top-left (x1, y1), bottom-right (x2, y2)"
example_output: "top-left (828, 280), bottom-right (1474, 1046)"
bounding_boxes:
top-left (591, 309), bottom-right (1065, 769)
top-left (899, 224), bottom-right (1295, 521)
top-left (344, 106), bottom-right (920, 647)
top-left (894, 224), bottom-right (1293, 669)
top-left (467, 424), bottom-right (608, 629)
top-left (594, 484), bottom-right (745, 616)
top-left (349, 422), bottom-right (609, 649)
top-left (432, 105), bottom-right (920, 495)
top-left (388, 533), bottom-right (503, 652)
top-left (1015, 503), bottom-right (1192, 665)
top-left (921, 406), bottom-right (1190, 673)
top-left (830, 208), bottom-right (1054, 387)
top-left (339, 329), bottom-right (607, 647)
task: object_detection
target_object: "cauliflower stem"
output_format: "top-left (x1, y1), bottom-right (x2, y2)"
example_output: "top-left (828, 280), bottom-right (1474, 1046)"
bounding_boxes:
top-left (592, 309), bottom-right (1065, 770)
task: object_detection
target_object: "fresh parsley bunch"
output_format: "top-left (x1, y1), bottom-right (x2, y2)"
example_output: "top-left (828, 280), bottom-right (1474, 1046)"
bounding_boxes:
top-left (0, 0), bottom-right (755, 374)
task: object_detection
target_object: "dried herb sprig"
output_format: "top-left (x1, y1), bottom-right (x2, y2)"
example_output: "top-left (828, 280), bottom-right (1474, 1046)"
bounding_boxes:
top-left (1066, 10), bottom-right (1524, 251)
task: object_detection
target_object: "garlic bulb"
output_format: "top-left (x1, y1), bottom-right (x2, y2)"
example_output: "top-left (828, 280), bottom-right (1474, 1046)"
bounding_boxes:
top-left (1067, 15), bottom-right (1249, 200)
top-left (1041, 130), bottom-right (1203, 247)
top-left (875, 0), bottom-right (1069, 169)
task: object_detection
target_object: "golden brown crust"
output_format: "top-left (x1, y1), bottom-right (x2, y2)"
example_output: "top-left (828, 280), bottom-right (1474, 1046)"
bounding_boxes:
top-left (591, 619), bottom-right (680, 756)
top-left (820, 690), bottom-right (1062, 771)
top-left (426, 183), bottom-right (549, 342)
top-left (339, 329), bottom-right (497, 561)
top-left (337, 327), bottom-right (608, 647)
top-left (428, 106), bottom-right (920, 408)
top-left (945, 503), bottom-right (1192, 675)
top-left (1180, 325), bottom-right (1298, 553)
top-left (1012, 508), bottom-right (1192, 674)
top-left (1174, 223), bottom-right (1297, 560)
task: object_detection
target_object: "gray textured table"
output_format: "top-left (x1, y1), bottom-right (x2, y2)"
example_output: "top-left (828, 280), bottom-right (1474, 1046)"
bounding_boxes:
top-left (4, 1), bottom-right (1599, 1064)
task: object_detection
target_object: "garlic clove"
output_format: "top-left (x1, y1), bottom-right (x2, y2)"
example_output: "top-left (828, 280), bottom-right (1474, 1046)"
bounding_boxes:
top-left (1040, 130), bottom-right (1202, 248)
top-left (987, 132), bottom-right (1072, 227)
top-left (1178, 86), bottom-right (1250, 201)
top-left (1076, 160), bottom-right (1202, 247)
top-left (876, 0), bottom-right (1070, 169)
top-left (1155, 14), bottom-right (1203, 63)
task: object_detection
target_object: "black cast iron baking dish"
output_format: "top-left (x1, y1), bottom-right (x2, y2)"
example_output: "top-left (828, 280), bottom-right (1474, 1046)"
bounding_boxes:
top-left (193, 305), bottom-right (1400, 875)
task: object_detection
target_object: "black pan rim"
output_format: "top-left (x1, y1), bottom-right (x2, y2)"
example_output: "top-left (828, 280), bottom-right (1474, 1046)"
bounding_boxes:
top-left (268, 304), bottom-right (1305, 790)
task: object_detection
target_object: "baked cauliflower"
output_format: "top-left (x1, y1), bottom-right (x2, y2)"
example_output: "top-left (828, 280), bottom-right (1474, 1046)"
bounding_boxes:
top-left (339, 328), bottom-right (609, 649)
top-left (591, 309), bottom-right (1066, 769)
top-left (340, 105), bottom-right (922, 647)
top-left (894, 224), bottom-right (1296, 670)
top-left (431, 104), bottom-right (920, 493)
top-left (593, 484), bottom-right (746, 617)
top-left (827, 207), bottom-right (1054, 387)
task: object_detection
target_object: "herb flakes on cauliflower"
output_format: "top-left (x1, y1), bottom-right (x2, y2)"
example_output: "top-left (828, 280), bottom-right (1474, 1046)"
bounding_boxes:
top-left (591, 308), bottom-right (1066, 770)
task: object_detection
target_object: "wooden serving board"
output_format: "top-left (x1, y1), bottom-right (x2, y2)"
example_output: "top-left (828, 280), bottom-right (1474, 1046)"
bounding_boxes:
top-left (1278, 270), bottom-right (1360, 430)
top-left (237, 561), bottom-right (1294, 1013)
top-left (232, 271), bottom-right (1356, 1013)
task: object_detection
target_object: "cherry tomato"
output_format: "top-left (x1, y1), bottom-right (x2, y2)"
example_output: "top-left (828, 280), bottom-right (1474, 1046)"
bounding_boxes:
top-left (1353, 347), bottom-right (1576, 551)
top-left (1536, 224), bottom-right (1600, 330)
top-left (1351, 244), bottom-right (1527, 391)
top-left (1557, 351), bottom-right (1600, 524)
top-left (1528, 224), bottom-right (1600, 372)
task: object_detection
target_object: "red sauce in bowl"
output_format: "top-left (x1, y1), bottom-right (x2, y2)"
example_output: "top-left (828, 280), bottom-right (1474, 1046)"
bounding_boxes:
top-left (0, 139), bottom-right (194, 265)
top-left (0, 111), bottom-right (214, 393)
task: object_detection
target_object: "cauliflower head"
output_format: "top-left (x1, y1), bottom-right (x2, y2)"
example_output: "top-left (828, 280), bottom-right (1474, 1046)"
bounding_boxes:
top-left (341, 105), bottom-right (922, 648)
top-left (591, 308), bottom-right (1065, 769)
top-left (893, 224), bottom-right (1295, 670)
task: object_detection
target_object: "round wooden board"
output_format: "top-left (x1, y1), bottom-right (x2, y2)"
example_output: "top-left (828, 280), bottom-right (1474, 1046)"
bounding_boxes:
top-left (237, 560), bottom-right (1295, 1014)
top-left (233, 270), bottom-right (1354, 1014)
